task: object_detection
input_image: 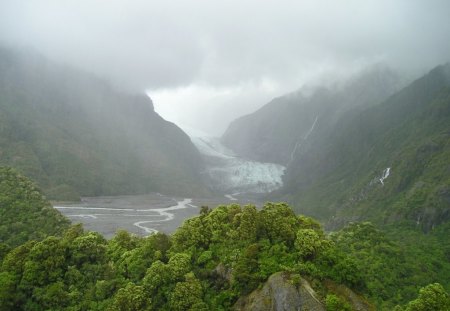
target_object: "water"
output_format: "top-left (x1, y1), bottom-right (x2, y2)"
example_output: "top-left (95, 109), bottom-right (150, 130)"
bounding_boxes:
top-left (54, 194), bottom-right (198, 238)
top-left (54, 193), bottom-right (261, 238)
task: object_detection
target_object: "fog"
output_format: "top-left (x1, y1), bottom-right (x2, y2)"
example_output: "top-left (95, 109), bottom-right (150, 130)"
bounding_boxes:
top-left (1, 0), bottom-right (450, 134)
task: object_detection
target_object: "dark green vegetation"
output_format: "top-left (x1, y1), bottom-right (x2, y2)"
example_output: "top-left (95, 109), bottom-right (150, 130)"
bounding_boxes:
top-left (282, 64), bottom-right (450, 231)
top-left (0, 167), bottom-right (69, 249)
top-left (394, 283), bottom-right (450, 311)
top-left (0, 47), bottom-right (208, 200)
top-left (331, 222), bottom-right (450, 310)
top-left (1, 199), bottom-right (448, 310)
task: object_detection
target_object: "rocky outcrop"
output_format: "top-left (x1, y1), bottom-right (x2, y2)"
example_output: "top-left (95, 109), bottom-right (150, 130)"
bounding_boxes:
top-left (234, 272), bottom-right (375, 311)
top-left (234, 272), bottom-right (325, 311)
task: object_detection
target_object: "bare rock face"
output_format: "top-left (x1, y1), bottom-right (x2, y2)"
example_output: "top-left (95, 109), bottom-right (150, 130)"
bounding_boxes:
top-left (234, 272), bottom-right (325, 311)
top-left (234, 272), bottom-right (375, 311)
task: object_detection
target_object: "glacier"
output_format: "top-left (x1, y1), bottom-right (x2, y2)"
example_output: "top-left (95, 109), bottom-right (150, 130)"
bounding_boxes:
top-left (189, 134), bottom-right (286, 194)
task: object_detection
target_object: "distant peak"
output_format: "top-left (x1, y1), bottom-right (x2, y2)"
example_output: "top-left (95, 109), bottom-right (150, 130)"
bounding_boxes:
top-left (133, 94), bottom-right (155, 111)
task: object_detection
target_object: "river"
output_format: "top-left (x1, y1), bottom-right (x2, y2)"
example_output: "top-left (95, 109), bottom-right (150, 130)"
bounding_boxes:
top-left (54, 193), bottom-right (260, 238)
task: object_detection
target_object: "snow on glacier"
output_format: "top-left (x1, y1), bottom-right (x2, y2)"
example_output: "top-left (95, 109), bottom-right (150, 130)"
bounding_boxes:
top-left (190, 135), bottom-right (286, 194)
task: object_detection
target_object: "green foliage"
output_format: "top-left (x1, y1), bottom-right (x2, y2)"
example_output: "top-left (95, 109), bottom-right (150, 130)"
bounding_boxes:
top-left (396, 283), bottom-right (450, 311)
top-left (294, 228), bottom-right (327, 260)
top-left (109, 283), bottom-right (151, 311)
top-left (0, 272), bottom-right (15, 311)
top-left (0, 201), bottom-right (448, 310)
top-left (0, 167), bottom-right (69, 247)
top-left (332, 222), bottom-right (450, 309)
top-left (0, 202), bottom-right (357, 310)
top-left (259, 202), bottom-right (299, 245)
top-left (168, 273), bottom-right (204, 311)
top-left (325, 294), bottom-right (352, 311)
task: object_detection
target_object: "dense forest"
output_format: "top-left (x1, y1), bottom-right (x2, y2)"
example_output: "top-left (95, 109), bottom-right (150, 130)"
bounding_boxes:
top-left (0, 168), bottom-right (448, 310)
top-left (0, 167), bottom-right (69, 248)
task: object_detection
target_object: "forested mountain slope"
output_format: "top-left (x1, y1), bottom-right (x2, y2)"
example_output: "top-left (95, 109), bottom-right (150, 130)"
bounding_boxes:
top-left (0, 201), bottom-right (448, 310)
top-left (282, 64), bottom-right (450, 231)
top-left (0, 167), bottom-right (69, 249)
top-left (0, 47), bottom-right (208, 200)
top-left (221, 66), bottom-right (402, 165)
top-left (222, 63), bottom-right (450, 231)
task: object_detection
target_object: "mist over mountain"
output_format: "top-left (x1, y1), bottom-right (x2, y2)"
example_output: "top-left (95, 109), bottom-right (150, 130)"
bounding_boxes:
top-left (0, 46), bottom-right (208, 200)
top-left (1, 1), bottom-right (450, 310)
top-left (223, 63), bottom-right (450, 232)
top-left (222, 65), bottom-right (403, 165)
top-left (282, 64), bottom-right (450, 231)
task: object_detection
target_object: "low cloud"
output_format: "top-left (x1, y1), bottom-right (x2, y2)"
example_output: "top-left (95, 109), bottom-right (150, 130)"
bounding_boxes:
top-left (1, 0), bottom-right (450, 133)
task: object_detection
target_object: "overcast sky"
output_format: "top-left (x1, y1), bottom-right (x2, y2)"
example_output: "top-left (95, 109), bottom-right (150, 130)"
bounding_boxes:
top-left (1, 0), bottom-right (450, 135)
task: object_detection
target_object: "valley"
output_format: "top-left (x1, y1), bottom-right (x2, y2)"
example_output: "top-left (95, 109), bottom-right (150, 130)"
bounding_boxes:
top-left (53, 193), bottom-right (263, 238)
top-left (1, 20), bottom-right (450, 308)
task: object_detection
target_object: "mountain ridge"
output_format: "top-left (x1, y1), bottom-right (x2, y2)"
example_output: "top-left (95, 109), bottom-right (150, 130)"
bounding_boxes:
top-left (282, 64), bottom-right (450, 231)
top-left (221, 65), bottom-right (403, 166)
top-left (0, 46), bottom-right (209, 200)
top-left (221, 63), bottom-right (450, 231)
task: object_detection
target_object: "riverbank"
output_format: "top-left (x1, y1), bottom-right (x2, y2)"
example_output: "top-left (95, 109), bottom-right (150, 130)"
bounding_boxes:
top-left (54, 193), bottom-right (263, 238)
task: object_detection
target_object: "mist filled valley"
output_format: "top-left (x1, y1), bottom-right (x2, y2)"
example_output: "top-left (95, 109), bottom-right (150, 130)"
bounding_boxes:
top-left (1, 1), bottom-right (450, 310)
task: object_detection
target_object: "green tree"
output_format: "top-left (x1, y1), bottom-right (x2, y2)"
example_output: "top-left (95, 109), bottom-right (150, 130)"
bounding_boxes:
top-left (109, 282), bottom-right (151, 311)
top-left (232, 243), bottom-right (261, 294)
top-left (70, 232), bottom-right (107, 266)
top-left (294, 228), bottom-right (327, 260)
top-left (0, 272), bottom-right (16, 311)
top-left (325, 294), bottom-right (352, 311)
top-left (236, 205), bottom-right (259, 242)
top-left (402, 283), bottom-right (450, 311)
top-left (168, 273), bottom-right (204, 311)
top-left (259, 203), bottom-right (299, 245)
top-left (20, 236), bottom-right (66, 289)
top-left (32, 281), bottom-right (69, 310)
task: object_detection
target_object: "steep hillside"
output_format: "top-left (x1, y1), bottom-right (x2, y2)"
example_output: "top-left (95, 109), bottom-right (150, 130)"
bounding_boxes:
top-left (221, 65), bottom-right (402, 165)
top-left (0, 47), bottom-right (208, 200)
top-left (281, 64), bottom-right (450, 230)
top-left (0, 167), bottom-right (69, 248)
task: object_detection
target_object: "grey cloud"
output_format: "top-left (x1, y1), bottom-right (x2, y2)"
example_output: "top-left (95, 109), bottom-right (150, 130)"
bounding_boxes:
top-left (1, 0), bottom-right (450, 91)
top-left (1, 0), bottom-right (450, 134)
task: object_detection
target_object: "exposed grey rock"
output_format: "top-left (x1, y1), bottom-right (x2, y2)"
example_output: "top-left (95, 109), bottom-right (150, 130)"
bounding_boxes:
top-left (234, 272), bottom-right (325, 311)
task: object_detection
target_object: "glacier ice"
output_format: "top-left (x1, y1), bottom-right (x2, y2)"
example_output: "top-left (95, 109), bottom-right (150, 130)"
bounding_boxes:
top-left (190, 135), bottom-right (286, 194)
